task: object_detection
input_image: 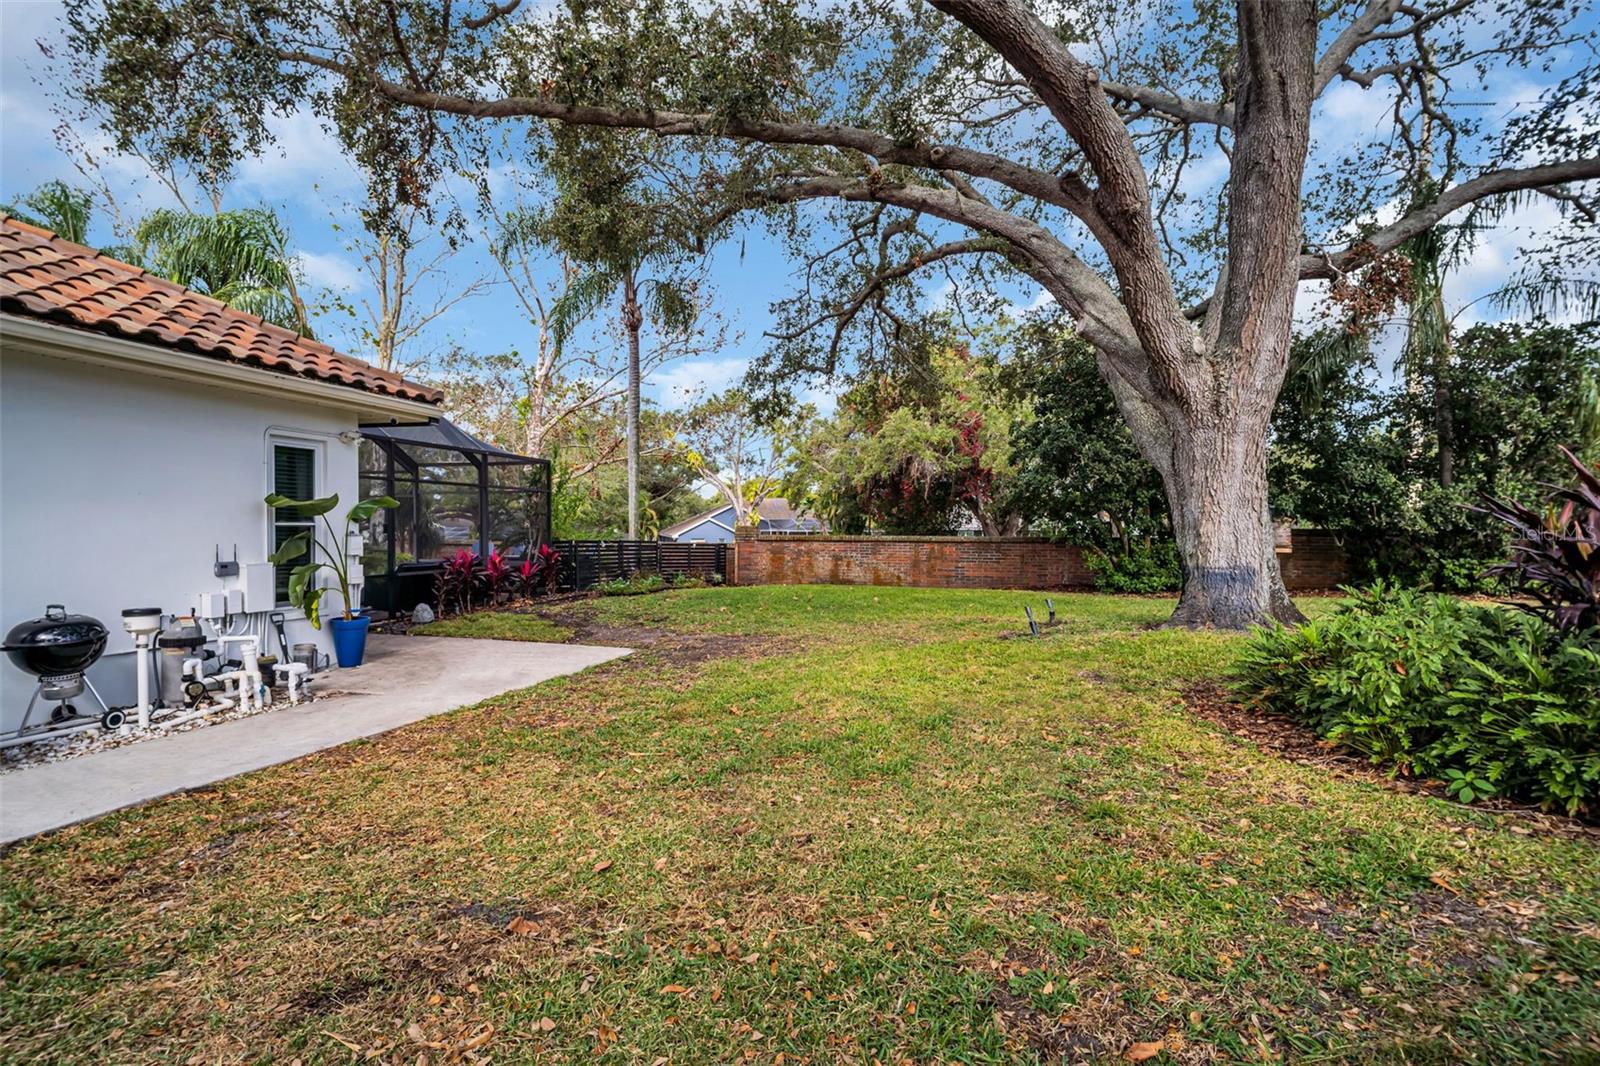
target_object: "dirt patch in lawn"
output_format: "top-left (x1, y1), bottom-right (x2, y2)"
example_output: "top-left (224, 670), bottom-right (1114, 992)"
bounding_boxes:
top-left (536, 606), bottom-right (777, 668)
top-left (969, 943), bottom-right (1193, 1064)
top-left (1180, 682), bottom-right (1600, 841)
top-left (383, 596), bottom-right (777, 669)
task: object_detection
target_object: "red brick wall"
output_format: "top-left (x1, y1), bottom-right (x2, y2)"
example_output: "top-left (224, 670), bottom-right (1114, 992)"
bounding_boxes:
top-left (731, 529), bottom-right (1350, 592)
top-left (731, 532), bottom-right (1092, 589)
top-left (1277, 529), bottom-right (1352, 591)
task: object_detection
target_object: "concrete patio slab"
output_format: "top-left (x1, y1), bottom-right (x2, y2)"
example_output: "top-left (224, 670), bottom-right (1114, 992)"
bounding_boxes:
top-left (0, 634), bottom-right (629, 844)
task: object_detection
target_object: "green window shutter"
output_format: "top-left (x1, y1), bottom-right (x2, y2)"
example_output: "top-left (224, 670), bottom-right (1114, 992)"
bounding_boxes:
top-left (274, 445), bottom-right (317, 511)
top-left (272, 445), bottom-right (317, 603)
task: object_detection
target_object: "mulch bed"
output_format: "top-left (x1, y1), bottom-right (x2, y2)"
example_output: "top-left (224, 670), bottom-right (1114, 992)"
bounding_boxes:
top-left (1179, 682), bottom-right (1600, 842)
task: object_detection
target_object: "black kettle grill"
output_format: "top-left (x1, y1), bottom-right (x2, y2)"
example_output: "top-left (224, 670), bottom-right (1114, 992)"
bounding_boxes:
top-left (2, 604), bottom-right (123, 739)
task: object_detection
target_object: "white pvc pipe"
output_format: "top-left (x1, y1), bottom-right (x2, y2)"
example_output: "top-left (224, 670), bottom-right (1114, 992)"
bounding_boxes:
top-left (275, 661), bottom-right (309, 704)
top-left (218, 636), bottom-right (262, 712)
top-left (0, 718), bottom-right (102, 750)
top-left (134, 634), bottom-right (153, 729)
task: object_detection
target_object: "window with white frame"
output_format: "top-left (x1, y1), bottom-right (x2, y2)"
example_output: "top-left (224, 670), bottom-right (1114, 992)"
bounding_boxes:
top-left (271, 442), bottom-right (318, 605)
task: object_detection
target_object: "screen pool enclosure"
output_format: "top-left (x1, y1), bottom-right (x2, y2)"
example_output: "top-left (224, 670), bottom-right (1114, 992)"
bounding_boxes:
top-left (359, 418), bottom-right (551, 613)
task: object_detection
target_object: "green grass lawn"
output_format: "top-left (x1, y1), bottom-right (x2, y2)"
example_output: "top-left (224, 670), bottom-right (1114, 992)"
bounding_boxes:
top-left (2, 587), bottom-right (1596, 1064)
top-left (412, 611), bottom-right (572, 643)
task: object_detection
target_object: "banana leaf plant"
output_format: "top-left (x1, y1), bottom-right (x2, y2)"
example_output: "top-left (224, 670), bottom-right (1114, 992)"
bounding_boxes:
top-left (265, 493), bottom-right (399, 627)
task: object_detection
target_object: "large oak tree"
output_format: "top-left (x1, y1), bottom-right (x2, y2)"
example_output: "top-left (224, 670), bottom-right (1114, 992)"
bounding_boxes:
top-left (63, 0), bottom-right (1600, 626)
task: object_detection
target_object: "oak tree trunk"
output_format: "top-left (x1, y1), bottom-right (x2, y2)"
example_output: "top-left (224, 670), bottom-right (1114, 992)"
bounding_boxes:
top-left (1159, 410), bottom-right (1303, 627)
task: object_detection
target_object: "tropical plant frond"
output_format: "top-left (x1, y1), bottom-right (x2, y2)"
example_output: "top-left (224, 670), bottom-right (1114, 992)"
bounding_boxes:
top-left (2, 181), bottom-right (94, 244)
top-left (1285, 329), bottom-right (1367, 417)
top-left (643, 278), bottom-right (699, 334)
top-left (549, 267), bottom-right (620, 346)
top-left (1490, 277), bottom-right (1600, 324)
top-left (135, 207), bottom-right (306, 331)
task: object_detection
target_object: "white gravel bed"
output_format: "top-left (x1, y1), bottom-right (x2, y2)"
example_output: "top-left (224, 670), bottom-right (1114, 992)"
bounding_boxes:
top-left (1, 683), bottom-right (325, 773)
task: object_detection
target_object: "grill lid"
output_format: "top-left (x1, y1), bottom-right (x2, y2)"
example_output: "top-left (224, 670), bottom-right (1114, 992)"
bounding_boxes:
top-left (2, 604), bottom-right (108, 651)
top-left (2, 604), bottom-right (110, 678)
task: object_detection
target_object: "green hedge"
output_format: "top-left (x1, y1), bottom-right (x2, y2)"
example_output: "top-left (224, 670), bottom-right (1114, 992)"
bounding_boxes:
top-left (1083, 542), bottom-right (1182, 593)
top-left (1230, 584), bottom-right (1600, 815)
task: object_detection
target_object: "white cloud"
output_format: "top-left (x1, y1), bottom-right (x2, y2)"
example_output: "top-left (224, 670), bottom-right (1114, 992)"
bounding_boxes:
top-left (1316, 80), bottom-right (1398, 135)
top-left (651, 355), bottom-right (749, 407)
top-left (294, 249), bottom-right (361, 292)
top-left (233, 109), bottom-right (364, 204)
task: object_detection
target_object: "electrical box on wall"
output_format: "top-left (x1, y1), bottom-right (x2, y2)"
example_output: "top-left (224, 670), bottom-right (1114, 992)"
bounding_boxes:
top-left (242, 563), bottom-right (275, 613)
top-left (195, 592), bottom-right (228, 620)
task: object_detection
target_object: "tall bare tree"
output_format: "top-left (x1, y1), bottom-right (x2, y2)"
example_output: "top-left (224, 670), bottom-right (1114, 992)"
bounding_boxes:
top-left (65, 0), bottom-right (1600, 625)
top-left (465, 197), bottom-right (726, 467)
top-left (322, 204), bottom-right (489, 373)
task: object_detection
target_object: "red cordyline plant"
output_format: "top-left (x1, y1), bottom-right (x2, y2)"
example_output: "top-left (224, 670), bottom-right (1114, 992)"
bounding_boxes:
top-left (515, 543), bottom-right (565, 600)
top-left (1476, 446), bottom-right (1600, 634)
top-left (516, 555), bottom-right (540, 600)
top-left (433, 549), bottom-right (481, 616)
top-left (480, 548), bottom-right (512, 606)
top-left (536, 543), bottom-right (563, 594)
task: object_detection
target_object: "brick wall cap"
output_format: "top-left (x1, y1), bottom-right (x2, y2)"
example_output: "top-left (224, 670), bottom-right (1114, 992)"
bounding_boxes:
top-left (741, 534), bottom-right (1064, 544)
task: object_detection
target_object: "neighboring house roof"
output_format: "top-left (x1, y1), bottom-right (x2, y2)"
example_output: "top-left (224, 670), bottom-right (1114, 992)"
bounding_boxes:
top-left (660, 504), bottom-right (737, 541)
top-left (0, 215), bottom-right (441, 405)
top-left (754, 496), bottom-right (828, 532)
top-left (659, 497), bottom-right (828, 540)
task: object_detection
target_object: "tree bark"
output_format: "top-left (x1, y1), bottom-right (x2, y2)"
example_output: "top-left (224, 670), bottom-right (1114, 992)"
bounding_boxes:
top-left (1159, 408), bottom-right (1304, 627)
top-left (622, 271), bottom-right (643, 540)
top-left (1436, 373), bottom-right (1455, 488)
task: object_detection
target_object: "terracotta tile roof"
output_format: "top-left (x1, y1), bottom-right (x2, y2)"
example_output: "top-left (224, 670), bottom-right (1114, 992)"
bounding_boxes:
top-left (0, 215), bottom-right (441, 405)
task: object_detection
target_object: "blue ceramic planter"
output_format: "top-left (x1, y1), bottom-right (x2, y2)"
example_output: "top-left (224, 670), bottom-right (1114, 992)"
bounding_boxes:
top-left (329, 614), bottom-right (370, 668)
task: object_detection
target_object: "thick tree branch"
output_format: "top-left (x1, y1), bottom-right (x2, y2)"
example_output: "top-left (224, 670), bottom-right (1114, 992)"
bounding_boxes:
top-left (745, 174), bottom-right (1143, 365)
top-left (1313, 0), bottom-right (1405, 96)
top-left (1098, 78), bottom-right (1233, 128)
top-left (1302, 158), bottom-right (1600, 279)
top-left (1214, 0), bottom-right (1318, 387)
top-left (462, 0), bottom-right (520, 30)
top-left (929, 0), bottom-right (1193, 387)
top-left (1179, 157), bottom-right (1600, 320)
top-left (277, 48), bottom-right (1081, 214)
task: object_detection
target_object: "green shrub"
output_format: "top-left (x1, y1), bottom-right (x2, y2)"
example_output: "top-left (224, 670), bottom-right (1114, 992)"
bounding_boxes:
top-left (1083, 543), bottom-right (1182, 593)
top-left (1230, 583), bottom-right (1600, 815)
top-left (596, 572), bottom-right (669, 596)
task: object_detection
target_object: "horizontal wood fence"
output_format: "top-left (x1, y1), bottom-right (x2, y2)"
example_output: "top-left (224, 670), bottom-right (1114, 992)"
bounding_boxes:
top-left (555, 540), bottom-right (728, 591)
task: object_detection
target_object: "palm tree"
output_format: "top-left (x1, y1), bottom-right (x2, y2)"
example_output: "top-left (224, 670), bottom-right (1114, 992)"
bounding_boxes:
top-left (549, 261), bottom-right (698, 538)
top-left (135, 207), bottom-right (313, 335)
top-left (3, 180), bottom-right (93, 244)
top-left (512, 136), bottom-right (707, 539)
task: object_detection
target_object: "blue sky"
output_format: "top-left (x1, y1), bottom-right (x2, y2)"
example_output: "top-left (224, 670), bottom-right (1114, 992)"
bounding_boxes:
top-left (3, 0), bottom-right (1593, 412)
top-left (0, 1), bottom-right (799, 414)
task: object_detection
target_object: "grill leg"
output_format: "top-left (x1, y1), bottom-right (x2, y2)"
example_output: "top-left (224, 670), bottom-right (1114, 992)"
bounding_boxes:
top-left (16, 687), bottom-right (44, 735)
top-left (82, 677), bottom-right (111, 716)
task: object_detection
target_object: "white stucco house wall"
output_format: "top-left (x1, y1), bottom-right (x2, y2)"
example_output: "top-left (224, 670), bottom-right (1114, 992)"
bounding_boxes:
top-left (0, 216), bottom-right (441, 731)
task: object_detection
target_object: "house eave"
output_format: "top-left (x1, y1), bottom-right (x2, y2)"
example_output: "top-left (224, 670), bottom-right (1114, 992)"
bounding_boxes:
top-left (0, 313), bottom-right (441, 424)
